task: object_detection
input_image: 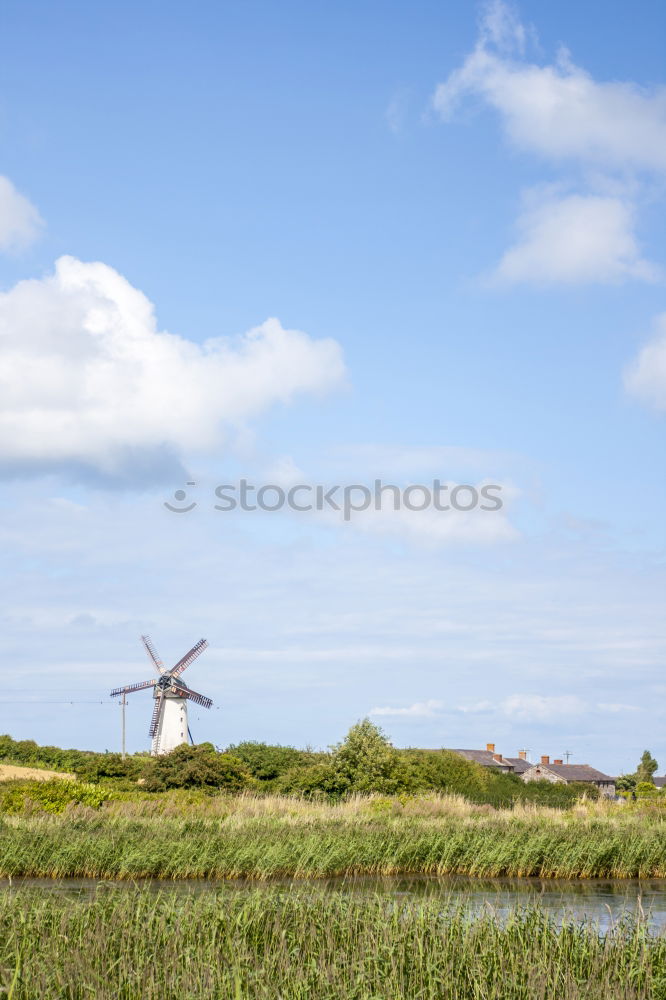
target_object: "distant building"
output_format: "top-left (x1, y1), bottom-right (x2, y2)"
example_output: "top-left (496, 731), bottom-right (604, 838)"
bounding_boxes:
top-left (503, 751), bottom-right (532, 775)
top-left (449, 743), bottom-right (514, 773)
top-left (653, 777), bottom-right (666, 789)
top-left (446, 744), bottom-right (615, 797)
top-left (521, 756), bottom-right (616, 798)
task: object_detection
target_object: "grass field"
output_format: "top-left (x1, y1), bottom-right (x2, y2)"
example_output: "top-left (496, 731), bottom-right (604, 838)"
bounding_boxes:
top-left (1, 793), bottom-right (666, 880)
top-left (1, 886), bottom-right (664, 999)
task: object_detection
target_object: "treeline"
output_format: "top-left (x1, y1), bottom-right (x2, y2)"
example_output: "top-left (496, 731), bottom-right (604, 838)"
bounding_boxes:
top-left (0, 722), bottom-right (597, 807)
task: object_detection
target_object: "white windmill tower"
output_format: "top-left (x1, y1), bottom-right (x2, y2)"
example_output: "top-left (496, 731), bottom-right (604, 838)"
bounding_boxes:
top-left (111, 635), bottom-right (213, 755)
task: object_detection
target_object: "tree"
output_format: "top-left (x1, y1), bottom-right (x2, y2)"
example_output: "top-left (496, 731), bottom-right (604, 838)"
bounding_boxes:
top-left (331, 719), bottom-right (400, 794)
top-left (635, 750), bottom-right (658, 785)
top-left (615, 773), bottom-right (637, 793)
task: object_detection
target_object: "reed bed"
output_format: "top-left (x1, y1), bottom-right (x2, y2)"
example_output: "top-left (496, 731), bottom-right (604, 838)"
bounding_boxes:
top-left (1, 794), bottom-right (665, 880)
top-left (0, 887), bottom-right (664, 999)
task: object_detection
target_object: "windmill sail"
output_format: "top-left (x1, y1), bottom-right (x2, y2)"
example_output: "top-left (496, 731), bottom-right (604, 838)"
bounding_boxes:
top-left (171, 682), bottom-right (213, 709)
top-left (149, 692), bottom-right (164, 738)
top-left (141, 635), bottom-right (165, 674)
top-left (110, 678), bottom-right (156, 697)
top-left (169, 639), bottom-right (209, 679)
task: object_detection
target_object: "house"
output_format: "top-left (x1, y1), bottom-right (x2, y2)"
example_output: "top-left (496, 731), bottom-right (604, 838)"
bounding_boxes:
top-left (521, 756), bottom-right (616, 798)
top-left (503, 751), bottom-right (532, 775)
top-left (448, 744), bottom-right (531, 774)
top-left (449, 743), bottom-right (514, 773)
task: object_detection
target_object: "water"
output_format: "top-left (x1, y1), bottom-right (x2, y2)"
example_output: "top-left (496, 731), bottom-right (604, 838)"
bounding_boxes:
top-left (3, 874), bottom-right (666, 930)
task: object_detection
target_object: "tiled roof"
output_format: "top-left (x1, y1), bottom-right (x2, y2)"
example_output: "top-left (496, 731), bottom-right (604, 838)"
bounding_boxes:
top-left (530, 763), bottom-right (614, 783)
top-left (504, 756), bottom-right (531, 774)
top-left (450, 749), bottom-right (513, 768)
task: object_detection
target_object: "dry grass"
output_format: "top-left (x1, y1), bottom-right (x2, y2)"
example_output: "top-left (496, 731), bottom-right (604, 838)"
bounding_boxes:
top-left (0, 764), bottom-right (75, 782)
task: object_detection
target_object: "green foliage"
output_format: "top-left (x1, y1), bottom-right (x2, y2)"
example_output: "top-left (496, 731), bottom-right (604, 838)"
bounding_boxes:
top-left (636, 750), bottom-right (658, 784)
top-left (0, 779), bottom-right (110, 814)
top-left (0, 730), bottom-right (606, 809)
top-left (400, 750), bottom-right (518, 806)
top-left (225, 741), bottom-right (321, 782)
top-left (636, 781), bottom-right (660, 799)
top-left (0, 733), bottom-right (97, 773)
top-left (616, 773), bottom-right (637, 792)
top-left (331, 719), bottom-right (402, 794)
top-left (141, 743), bottom-right (252, 792)
top-left (276, 761), bottom-right (347, 797)
top-left (76, 753), bottom-right (144, 787)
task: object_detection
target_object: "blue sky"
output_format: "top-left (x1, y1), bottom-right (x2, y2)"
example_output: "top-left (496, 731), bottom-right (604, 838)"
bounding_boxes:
top-left (0, 0), bottom-right (664, 774)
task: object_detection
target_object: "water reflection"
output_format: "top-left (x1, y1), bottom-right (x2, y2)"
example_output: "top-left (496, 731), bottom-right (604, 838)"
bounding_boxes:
top-left (2, 874), bottom-right (666, 930)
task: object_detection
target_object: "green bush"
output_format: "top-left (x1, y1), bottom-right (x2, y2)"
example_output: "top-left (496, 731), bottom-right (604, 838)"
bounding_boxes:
top-left (276, 761), bottom-right (347, 797)
top-left (141, 744), bottom-right (253, 792)
top-left (76, 752), bottom-right (145, 787)
top-left (0, 779), bottom-right (110, 814)
top-left (636, 781), bottom-right (660, 799)
top-left (224, 742), bottom-right (322, 782)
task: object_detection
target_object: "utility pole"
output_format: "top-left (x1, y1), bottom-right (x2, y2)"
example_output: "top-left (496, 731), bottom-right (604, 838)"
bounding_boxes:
top-left (564, 750), bottom-right (572, 764)
top-left (121, 693), bottom-right (126, 760)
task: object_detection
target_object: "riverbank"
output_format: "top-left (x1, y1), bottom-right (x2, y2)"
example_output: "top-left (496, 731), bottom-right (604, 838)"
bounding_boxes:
top-left (2, 794), bottom-right (666, 880)
top-left (3, 885), bottom-right (665, 999)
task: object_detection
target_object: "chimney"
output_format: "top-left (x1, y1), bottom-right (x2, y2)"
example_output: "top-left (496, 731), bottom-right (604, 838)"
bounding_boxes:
top-left (541, 755), bottom-right (550, 765)
top-left (492, 753), bottom-right (502, 763)
top-left (553, 759), bottom-right (563, 765)
top-left (518, 750), bottom-right (527, 761)
top-left (486, 743), bottom-right (495, 752)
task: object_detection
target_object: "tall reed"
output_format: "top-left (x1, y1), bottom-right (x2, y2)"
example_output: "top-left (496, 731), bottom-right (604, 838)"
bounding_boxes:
top-left (1, 887), bottom-right (664, 999)
top-left (1, 794), bottom-right (665, 879)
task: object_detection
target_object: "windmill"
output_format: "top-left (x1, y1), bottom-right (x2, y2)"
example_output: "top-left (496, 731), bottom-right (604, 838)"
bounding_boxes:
top-left (110, 635), bottom-right (212, 755)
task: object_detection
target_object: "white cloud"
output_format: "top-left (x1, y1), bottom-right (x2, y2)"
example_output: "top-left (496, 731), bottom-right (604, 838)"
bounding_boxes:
top-left (385, 91), bottom-right (409, 135)
top-left (456, 700), bottom-right (493, 714)
top-left (625, 313), bottom-right (666, 411)
top-left (457, 694), bottom-right (640, 720)
top-left (500, 694), bottom-right (585, 720)
top-left (597, 702), bottom-right (639, 713)
top-left (342, 496), bottom-right (518, 546)
top-left (432, 1), bottom-right (666, 287)
top-left (433, 3), bottom-right (666, 171)
top-left (0, 176), bottom-right (43, 252)
top-left (457, 693), bottom-right (585, 720)
top-left (0, 256), bottom-right (346, 480)
top-left (495, 191), bottom-right (659, 285)
top-left (370, 699), bottom-right (443, 718)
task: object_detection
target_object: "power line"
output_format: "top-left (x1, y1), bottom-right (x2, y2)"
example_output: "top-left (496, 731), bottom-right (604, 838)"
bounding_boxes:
top-left (0, 700), bottom-right (115, 705)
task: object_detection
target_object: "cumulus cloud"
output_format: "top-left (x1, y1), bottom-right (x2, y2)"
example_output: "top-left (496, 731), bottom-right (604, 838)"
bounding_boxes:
top-left (432, 1), bottom-right (666, 286)
top-left (625, 313), bottom-right (666, 411)
top-left (342, 495), bottom-right (518, 546)
top-left (597, 702), bottom-right (639, 713)
top-left (500, 693), bottom-right (585, 719)
top-left (456, 694), bottom-right (641, 720)
top-left (495, 191), bottom-right (659, 285)
top-left (370, 699), bottom-right (443, 718)
top-left (433, 2), bottom-right (666, 171)
top-left (457, 693), bottom-right (585, 720)
top-left (0, 256), bottom-right (346, 481)
top-left (0, 176), bottom-right (43, 252)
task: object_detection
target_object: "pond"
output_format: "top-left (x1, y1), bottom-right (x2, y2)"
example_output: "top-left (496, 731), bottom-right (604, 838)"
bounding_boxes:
top-left (3, 874), bottom-right (666, 930)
